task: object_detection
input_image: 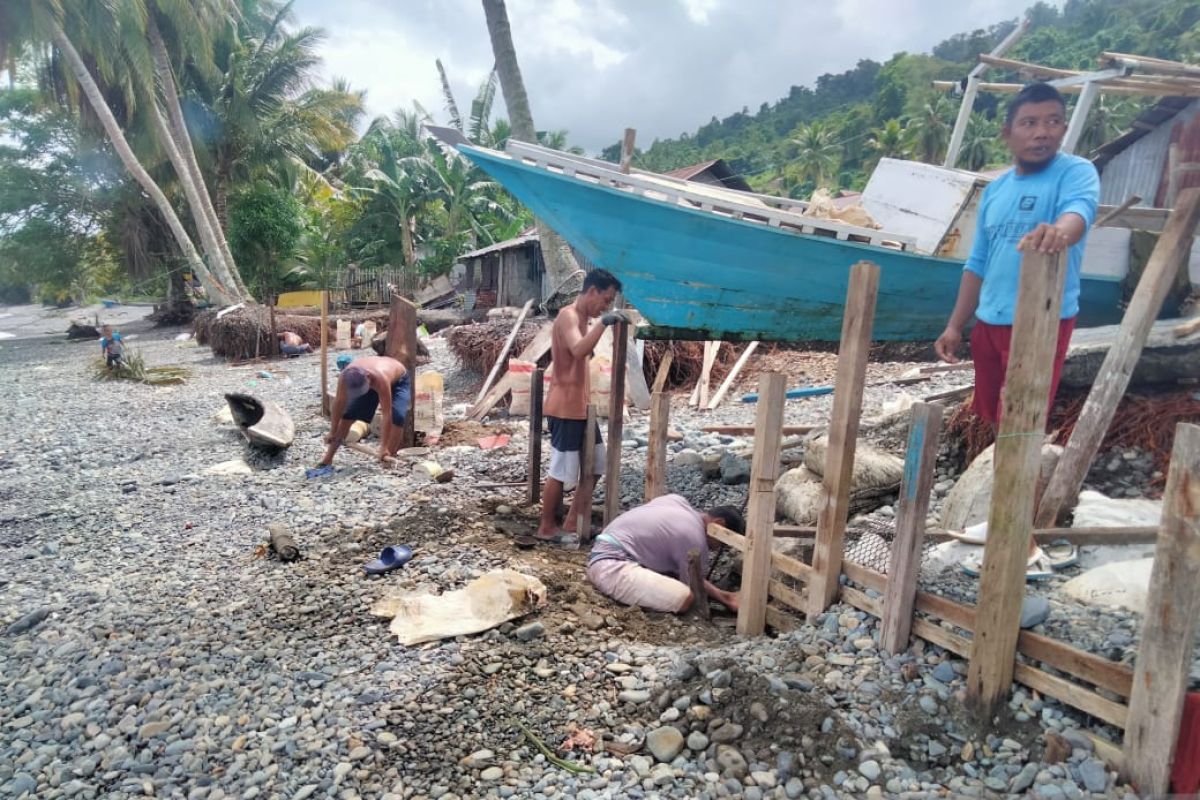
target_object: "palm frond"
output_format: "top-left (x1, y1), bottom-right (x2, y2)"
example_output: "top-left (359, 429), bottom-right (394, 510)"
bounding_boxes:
top-left (435, 58), bottom-right (462, 132)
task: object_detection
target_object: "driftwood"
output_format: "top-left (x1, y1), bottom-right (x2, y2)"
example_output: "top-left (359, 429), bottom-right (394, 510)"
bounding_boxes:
top-left (67, 322), bottom-right (100, 340)
top-left (267, 524), bottom-right (301, 562)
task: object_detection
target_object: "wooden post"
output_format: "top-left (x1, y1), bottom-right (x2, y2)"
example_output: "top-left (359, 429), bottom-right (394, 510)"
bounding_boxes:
top-left (652, 348), bottom-right (674, 394)
top-left (604, 321), bottom-right (629, 526)
top-left (386, 294), bottom-right (419, 448)
top-left (691, 341), bottom-right (718, 408)
top-left (707, 341), bottom-right (759, 410)
top-left (1122, 423), bottom-right (1200, 797)
top-left (880, 403), bottom-right (944, 654)
top-left (645, 391), bottom-right (670, 501)
top-left (577, 405), bottom-right (597, 541)
top-left (474, 298), bottom-right (533, 406)
top-left (736, 373), bottom-right (786, 636)
top-left (268, 296), bottom-right (278, 357)
top-left (620, 128), bottom-right (636, 174)
top-left (1061, 79), bottom-right (1100, 154)
top-left (806, 261), bottom-right (880, 618)
top-left (320, 290), bottom-right (330, 416)
top-left (1036, 189), bottom-right (1200, 527)
top-left (685, 549), bottom-right (710, 621)
top-left (527, 368), bottom-right (545, 506)
top-left (966, 251), bottom-right (1067, 718)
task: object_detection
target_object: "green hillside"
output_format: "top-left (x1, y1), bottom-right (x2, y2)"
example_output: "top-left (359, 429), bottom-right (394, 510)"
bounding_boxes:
top-left (600, 0), bottom-right (1200, 198)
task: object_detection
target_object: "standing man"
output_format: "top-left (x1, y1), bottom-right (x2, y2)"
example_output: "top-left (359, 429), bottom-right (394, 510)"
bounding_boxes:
top-left (934, 82), bottom-right (1099, 578)
top-left (318, 355), bottom-right (410, 466)
top-left (587, 494), bottom-right (743, 614)
top-left (536, 269), bottom-right (627, 545)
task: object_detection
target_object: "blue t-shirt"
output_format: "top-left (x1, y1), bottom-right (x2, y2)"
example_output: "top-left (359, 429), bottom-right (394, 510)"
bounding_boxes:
top-left (965, 153), bottom-right (1099, 325)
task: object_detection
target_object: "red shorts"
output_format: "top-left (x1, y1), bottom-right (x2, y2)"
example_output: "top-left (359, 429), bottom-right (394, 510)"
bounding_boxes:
top-left (970, 317), bottom-right (1075, 425)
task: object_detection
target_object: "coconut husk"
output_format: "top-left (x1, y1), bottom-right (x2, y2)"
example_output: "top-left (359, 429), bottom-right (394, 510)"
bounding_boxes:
top-left (200, 307), bottom-right (398, 361)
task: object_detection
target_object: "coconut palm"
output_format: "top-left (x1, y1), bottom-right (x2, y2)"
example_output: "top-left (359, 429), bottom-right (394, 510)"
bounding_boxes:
top-left (788, 122), bottom-right (841, 187)
top-left (865, 119), bottom-right (907, 170)
top-left (959, 113), bottom-right (1000, 172)
top-left (481, 0), bottom-right (580, 293)
top-left (904, 95), bottom-right (954, 164)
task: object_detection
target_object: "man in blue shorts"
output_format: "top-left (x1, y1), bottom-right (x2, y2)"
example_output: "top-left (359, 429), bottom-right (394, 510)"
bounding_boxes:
top-left (319, 355), bottom-right (410, 465)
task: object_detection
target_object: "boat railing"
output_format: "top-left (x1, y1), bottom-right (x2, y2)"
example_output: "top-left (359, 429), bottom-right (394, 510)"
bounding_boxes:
top-left (503, 141), bottom-right (916, 251)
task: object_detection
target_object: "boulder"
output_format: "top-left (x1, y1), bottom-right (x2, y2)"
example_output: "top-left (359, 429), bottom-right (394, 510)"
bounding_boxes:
top-left (940, 444), bottom-right (1063, 531)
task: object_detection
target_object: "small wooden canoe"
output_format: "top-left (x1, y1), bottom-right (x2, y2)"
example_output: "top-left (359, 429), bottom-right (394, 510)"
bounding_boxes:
top-left (225, 393), bottom-right (295, 449)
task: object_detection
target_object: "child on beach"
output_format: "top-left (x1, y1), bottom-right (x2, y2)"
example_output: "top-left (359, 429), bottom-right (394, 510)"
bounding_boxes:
top-left (99, 325), bottom-right (125, 368)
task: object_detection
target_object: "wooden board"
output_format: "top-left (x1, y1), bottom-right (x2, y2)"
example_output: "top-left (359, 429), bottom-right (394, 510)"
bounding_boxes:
top-left (386, 294), bottom-right (419, 448)
top-left (527, 368), bottom-right (545, 506)
top-left (651, 349), bottom-right (674, 394)
top-left (967, 250), bottom-right (1067, 717)
top-left (474, 298), bottom-right (533, 406)
top-left (1123, 424), bottom-right (1200, 796)
top-left (320, 291), bottom-right (330, 416)
top-left (807, 261), bottom-right (880, 618)
top-left (691, 341), bottom-right (719, 408)
top-left (707, 341), bottom-right (759, 409)
top-left (577, 405), bottom-right (597, 543)
top-left (603, 323), bottom-right (629, 526)
top-left (644, 391), bottom-right (670, 501)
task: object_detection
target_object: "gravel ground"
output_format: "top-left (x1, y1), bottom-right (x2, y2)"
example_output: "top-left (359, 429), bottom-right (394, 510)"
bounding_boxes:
top-left (0, 318), bottom-right (1146, 800)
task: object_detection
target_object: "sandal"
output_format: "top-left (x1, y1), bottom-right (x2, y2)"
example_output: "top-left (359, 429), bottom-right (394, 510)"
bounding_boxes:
top-left (960, 547), bottom-right (1056, 581)
top-left (1044, 539), bottom-right (1079, 570)
top-left (533, 530), bottom-right (581, 548)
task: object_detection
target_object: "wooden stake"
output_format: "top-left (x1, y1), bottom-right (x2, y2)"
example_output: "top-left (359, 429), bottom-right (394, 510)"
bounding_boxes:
top-left (1123, 423), bottom-right (1200, 796)
top-left (651, 348), bottom-right (674, 394)
top-left (880, 403), bottom-right (944, 654)
top-left (474, 298), bottom-right (533, 406)
top-left (386, 293), bottom-right (419, 447)
top-left (685, 549), bottom-right (710, 621)
top-left (1037, 189), bottom-right (1200, 527)
top-left (806, 261), bottom-right (880, 618)
top-left (966, 250), bottom-right (1067, 718)
top-left (527, 367), bottom-right (545, 506)
top-left (691, 341), bottom-right (718, 408)
top-left (320, 290), bottom-right (330, 416)
top-left (736, 372), bottom-right (786, 636)
top-left (604, 322), bottom-right (629, 526)
top-left (707, 341), bottom-right (759, 409)
top-left (645, 391), bottom-right (670, 501)
top-left (620, 128), bottom-right (636, 174)
top-left (577, 405), bottom-right (597, 542)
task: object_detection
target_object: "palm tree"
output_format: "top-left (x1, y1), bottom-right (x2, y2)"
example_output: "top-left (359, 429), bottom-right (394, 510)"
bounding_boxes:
top-left (1076, 95), bottom-right (1140, 155)
top-left (960, 113), bottom-right (999, 172)
top-left (538, 129), bottom-right (584, 154)
top-left (905, 96), bottom-right (954, 164)
top-left (481, 0), bottom-right (580, 294)
top-left (788, 122), bottom-right (841, 187)
top-left (865, 119), bottom-right (907, 170)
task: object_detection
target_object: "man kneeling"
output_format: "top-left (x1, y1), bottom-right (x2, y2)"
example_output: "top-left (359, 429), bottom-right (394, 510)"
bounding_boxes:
top-left (587, 494), bottom-right (743, 614)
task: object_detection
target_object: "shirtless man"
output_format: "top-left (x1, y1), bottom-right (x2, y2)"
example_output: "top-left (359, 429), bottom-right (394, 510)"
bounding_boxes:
top-left (537, 269), bottom-right (627, 545)
top-left (319, 356), bottom-right (410, 465)
top-left (278, 330), bottom-right (312, 356)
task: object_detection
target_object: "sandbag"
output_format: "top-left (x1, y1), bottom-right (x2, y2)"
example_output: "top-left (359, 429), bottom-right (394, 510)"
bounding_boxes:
top-left (939, 443), bottom-right (1063, 531)
top-left (776, 448), bottom-right (904, 526)
top-left (1070, 489), bottom-right (1161, 528)
top-left (803, 437), bottom-right (904, 490)
top-left (1060, 558), bottom-right (1154, 613)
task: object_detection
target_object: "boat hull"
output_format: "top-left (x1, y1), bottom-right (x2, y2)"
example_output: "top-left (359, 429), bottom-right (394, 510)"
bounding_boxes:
top-left (463, 147), bottom-right (1124, 341)
top-left (225, 393), bottom-right (295, 449)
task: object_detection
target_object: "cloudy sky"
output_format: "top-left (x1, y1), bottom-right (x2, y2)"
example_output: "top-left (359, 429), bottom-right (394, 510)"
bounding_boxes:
top-left (293, 0), bottom-right (1046, 154)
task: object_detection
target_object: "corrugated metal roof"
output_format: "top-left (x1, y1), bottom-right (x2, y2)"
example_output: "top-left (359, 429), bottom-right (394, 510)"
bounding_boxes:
top-left (1096, 98), bottom-right (1200, 207)
top-left (1091, 97), bottom-right (1196, 169)
top-left (459, 232), bottom-right (539, 261)
top-left (664, 159), bottom-right (754, 192)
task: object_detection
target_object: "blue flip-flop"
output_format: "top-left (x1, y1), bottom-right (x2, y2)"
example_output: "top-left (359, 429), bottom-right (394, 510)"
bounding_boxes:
top-left (305, 464), bottom-right (334, 480)
top-left (364, 545), bottom-right (413, 575)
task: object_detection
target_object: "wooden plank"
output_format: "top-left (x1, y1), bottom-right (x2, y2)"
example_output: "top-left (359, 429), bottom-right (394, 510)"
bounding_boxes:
top-left (623, 325), bottom-right (652, 411)
top-left (473, 298), bottom-right (534, 406)
top-left (691, 341), bottom-right (719, 408)
top-left (1093, 194), bottom-right (1142, 228)
top-left (577, 405), bottom-right (597, 543)
top-left (768, 579), bottom-right (806, 613)
top-left (468, 323), bottom-right (553, 420)
top-left (765, 606), bottom-right (799, 633)
top-left (927, 526), bottom-right (1160, 546)
top-left (703, 424), bottom-right (815, 436)
top-left (708, 522), bottom-right (813, 583)
top-left (644, 391), bottom-right (670, 502)
top-left (922, 385), bottom-right (974, 403)
top-left (736, 373), bottom-right (786, 636)
top-left (1037, 189), bottom-right (1200, 527)
top-left (1174, 316), bottom-right (1200, 339)
top-left (880, 403), bottom-right (944, 654)
top-left (526, 368), bottom-right (545, 506)
top-left (620, 127), bottom-right (636, 174)
top-left (707, 342), bottom-right (759, 409)
top-left (386, 294), bottom-right (420, 448)
top-left (967, 250), bottom-right (1067, 718)
top-left (1123, 424), bottom-right (1200, 796)
top-left (603, 323), bottom-right (629, 526)
top-left (807, 261), bottom-right (880, 618)
top-left (651, 348), bottom-right (673, 394)
top-left (320, 290), bottom-right (330, 416)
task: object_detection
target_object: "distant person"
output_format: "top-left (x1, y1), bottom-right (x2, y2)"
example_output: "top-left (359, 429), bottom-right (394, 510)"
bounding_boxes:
top-left (99, 325), bottom-right (125, 368)
top-left (536, 269), bottom-right (627, 545)
top-left (934, 82), bottom-right (1098, 579)
top-left (587, 494), bottom-right (743, 614)
top-left (278, 330), bottom-right (312, 357)
top-left (319, 356), bottom-right (410, 466)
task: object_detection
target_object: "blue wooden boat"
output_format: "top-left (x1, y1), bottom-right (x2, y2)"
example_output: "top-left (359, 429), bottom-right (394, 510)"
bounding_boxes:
top-left (459, 141), bottom-right (1125, 341)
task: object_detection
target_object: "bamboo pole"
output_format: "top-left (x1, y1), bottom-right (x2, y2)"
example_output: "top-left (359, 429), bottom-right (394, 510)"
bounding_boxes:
top-left (806, 261), bottom-right (880, 618)
top-left (1036, 189), bottom-right (1200, 527)
top-left (735, 373), bottom-right (786, 636)
top-left (966, 250), bottom-right (1067, 718)
top-left (1122, 423), bottom-right (1200, 796)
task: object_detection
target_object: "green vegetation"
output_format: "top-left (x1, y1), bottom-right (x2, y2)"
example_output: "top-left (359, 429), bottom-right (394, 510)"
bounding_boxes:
top-left (1, 0), bottom-right (1198, 306)
top-left (92, 352), bottom-right (191, 385)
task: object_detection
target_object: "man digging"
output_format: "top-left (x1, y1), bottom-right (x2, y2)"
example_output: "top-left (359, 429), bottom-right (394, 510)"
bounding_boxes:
top-left (536, 268), bottom-right (627, 546)
top-left (318, 355), bottom-right (410, 466)
top-left (934, 82), bottom-right (1098, 580)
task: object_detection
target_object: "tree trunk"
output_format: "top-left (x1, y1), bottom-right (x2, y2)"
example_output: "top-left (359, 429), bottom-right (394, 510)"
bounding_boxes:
top-left (400, 213), bottom-right (417, 295)
top-left (49, 24), bottom-right (240, 306)
top-left (215, 156), bottom-right (231, 234)
top-left (481, 0), bottom-right (581, 295)
top-left (147, 16), bottom-right (251, 299)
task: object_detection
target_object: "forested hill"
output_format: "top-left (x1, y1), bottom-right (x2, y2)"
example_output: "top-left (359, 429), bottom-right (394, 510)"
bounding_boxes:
top-left (600, 0), bottom-right (1200, 198)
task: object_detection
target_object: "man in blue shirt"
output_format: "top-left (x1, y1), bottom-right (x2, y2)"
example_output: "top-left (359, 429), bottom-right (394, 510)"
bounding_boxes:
top-left (934, 82), bottom-right (1099, 578)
